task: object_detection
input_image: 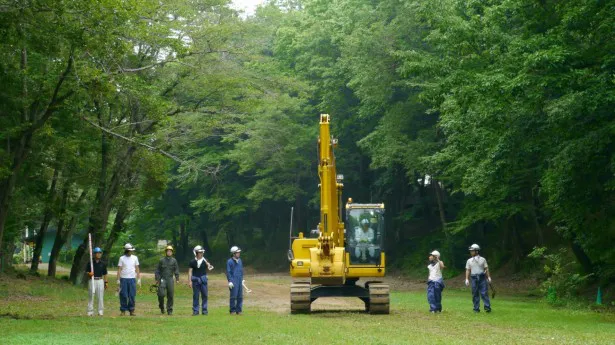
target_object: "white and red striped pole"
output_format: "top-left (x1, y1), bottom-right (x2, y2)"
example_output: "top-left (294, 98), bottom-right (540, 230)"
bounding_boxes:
top-left (88, 233), bottom-right (95, 294)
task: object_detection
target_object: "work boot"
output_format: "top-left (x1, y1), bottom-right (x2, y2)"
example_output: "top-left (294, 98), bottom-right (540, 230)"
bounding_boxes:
top-left (129, 311), bottom-right (136, 316)
top-left (160, 308), bottom-right (165, 314)
top-left (167, 311), bottom-right (173, 316)
top-left (120, 311), bottom-right (126, 316)
top-left (192, 311), bottom-right (199, 316)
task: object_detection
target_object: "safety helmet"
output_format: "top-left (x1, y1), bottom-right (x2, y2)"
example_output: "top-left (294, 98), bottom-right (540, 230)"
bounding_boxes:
top-left (193, 245), bottom-right (205, 256)
top-left (93, 247), bottom-right (103, 253)
top-left (230, 246), bottom-right (241, 254)
top-left (164, 245), bottom-right (174, 252)
top-left (468, 244), bottom-right (480, 251)
top-left (360, 218), bottom-right (370, 226)
top-left (430, 250), bottom-right (440, 257)
top-left (124, 243), bottom-right (135, 251)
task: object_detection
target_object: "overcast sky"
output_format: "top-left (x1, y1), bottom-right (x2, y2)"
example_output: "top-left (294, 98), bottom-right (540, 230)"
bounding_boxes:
top-left (231, 0), bottom-right (265, 16)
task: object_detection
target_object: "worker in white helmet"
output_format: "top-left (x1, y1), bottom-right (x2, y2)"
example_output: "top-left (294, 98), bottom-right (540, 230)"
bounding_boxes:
top-left (427, 250), bottom-right (445, 313)
top-left (116, 243), bottom-right (141, 316)
top-left (354, 218), bottom-right (376, 262)
top-left (189, 245), bottom-right (213, 316)
top-left (465, 244), bottom-right (492, 312)
top-left (226, 246), bottom-right (244, 315)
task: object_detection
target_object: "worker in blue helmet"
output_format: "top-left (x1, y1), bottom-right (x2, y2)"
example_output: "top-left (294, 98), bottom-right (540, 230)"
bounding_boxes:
top-left (226, 246), bottom-right (244, 315)
top-left (85, 247), bottom-right (108, 316)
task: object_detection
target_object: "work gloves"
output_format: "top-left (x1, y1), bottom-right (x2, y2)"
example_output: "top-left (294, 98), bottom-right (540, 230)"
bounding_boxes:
top-left (137, 278), bottom-right (142, 287)
top-left (228, 282), bottom-right (234, 289)
top-left (465, 279), bottom-right (469, 287)
top-left (488, 277), bottom-right (492, 283)
top-left (104, 281), bottom-right (108, 290)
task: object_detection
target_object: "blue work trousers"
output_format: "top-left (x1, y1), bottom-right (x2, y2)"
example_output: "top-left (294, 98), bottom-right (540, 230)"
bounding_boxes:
top-left (471, 274), bottom-right (491, 311)
top-left (427, 279), bottom-right (444, 312)
top-left (191, 275), bottom-right (208, 314)
top-left (119, 278), bottom-right (136, 312)
top-left (229, 281), bottom-right (243, 313)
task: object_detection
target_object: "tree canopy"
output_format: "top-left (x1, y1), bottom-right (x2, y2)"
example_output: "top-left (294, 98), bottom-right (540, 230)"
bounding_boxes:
top-left (1, 0), bottom-right (613, 298)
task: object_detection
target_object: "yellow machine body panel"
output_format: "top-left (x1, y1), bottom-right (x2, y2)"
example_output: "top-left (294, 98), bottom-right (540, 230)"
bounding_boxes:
top-left (290, 236), bottom-right (317, 277)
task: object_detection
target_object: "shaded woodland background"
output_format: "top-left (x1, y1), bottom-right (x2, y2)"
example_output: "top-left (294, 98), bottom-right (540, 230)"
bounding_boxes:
top-left (1, 0), bottom-right (613, 304)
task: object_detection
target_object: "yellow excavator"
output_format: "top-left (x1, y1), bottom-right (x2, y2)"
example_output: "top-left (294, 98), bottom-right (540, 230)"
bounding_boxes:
top-left (288, 114), bottom-right (389, 314)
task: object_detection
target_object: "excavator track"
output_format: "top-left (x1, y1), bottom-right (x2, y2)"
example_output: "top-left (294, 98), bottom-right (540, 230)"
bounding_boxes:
top-left (367, 283), bottom-right (390, 314)
top-left (290, 282), bottom-right (311, 314)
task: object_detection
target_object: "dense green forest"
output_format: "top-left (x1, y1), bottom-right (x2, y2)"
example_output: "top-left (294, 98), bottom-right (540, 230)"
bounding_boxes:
top-left (1, 0), bottom-right (614, 302)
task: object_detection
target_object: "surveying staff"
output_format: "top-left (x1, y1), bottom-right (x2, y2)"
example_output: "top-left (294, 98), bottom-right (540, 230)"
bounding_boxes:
top-left (85, 247), bottom-right (108, 316)
top-left (465, 243), bottom-right (492, 313)
top-left (188, 245), bottom-right (213, 316)
top-left (117, 243), bottom-right (141, 316)
top-left (155, 245), bottom-right (180, 315)
top-left (226, 246), bottom-right (244, 315)
top-left (427, 250), bottom-right (445, 313)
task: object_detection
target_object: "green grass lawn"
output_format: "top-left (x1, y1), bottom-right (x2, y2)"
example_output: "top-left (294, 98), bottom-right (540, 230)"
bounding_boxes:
top-left (1, 272), bottom-right (613, 345)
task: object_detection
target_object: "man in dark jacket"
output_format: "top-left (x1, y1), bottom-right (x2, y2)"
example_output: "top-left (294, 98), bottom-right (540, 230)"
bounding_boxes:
top-left (155, 245), bottom-right (180, 315)
top-left (85, 247), bottom-right (108, 316)
top-left (226, 246), bottom-right (244, 315)
top-left (188, 245), bottom-right (213, 315)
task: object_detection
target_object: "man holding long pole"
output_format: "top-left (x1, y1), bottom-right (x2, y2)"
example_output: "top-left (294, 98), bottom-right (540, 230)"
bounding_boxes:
top-left (85, 247), bottom-right (108, 316)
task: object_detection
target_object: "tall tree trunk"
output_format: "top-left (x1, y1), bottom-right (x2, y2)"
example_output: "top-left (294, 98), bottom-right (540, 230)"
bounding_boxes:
top-left (0, 52), bottom-right (73, 260)
top-left (434, 180), bottom-right (454, 267)
top-left (178, 220), bottom-right (189, 263)
top-left (31, 166), bottom-right (60, 273)
top-left (69, 136), bottom-right (134, 284)
top-left (47, 182), bottom-right (69, 277)
top-left (102, 201), bottom-right (130, 264)
top-left (69, 241), bottom-right (87, 283)
top-left (0, 137), bottom-right (31, 271)
top-left (509, 216), bottom-right (525, 272)
top-left (48, 188), bottom-right (86, 277)
top-left (569, 233), bottom-right (594, 274)
top-left (200, 228), bottom-right (212, 256)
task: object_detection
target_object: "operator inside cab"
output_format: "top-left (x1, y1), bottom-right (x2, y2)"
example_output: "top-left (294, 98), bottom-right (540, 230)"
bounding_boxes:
top-left (353, 217), bottom-right (377, 263)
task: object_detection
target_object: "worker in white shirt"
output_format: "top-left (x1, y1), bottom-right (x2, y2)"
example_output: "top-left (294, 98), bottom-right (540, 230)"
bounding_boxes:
top-left (354, 218), bottom-right (375, 262)
top-left (464, 244), bottom-right (492, 313)
top-left (427, 250), bottom-right (445, 313)
top-left (116, 243), bottom-right (141, 316)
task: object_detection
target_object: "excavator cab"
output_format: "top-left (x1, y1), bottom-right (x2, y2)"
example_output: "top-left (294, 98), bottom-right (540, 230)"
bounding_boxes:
top-left (346, 206), bottom-right (385, 265)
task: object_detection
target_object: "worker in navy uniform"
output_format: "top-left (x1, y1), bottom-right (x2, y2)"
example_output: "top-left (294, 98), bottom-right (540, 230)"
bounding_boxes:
top-left (155, 245), bottom-right (180, 315)
top-left (85, 247), bottom-right (108, 316)
top-left (226, 246), bottom-right (244, 315)
top-left (188, 245), bottom-right (214, 316)
top-left (465, 244), bottom-right (492, 313)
